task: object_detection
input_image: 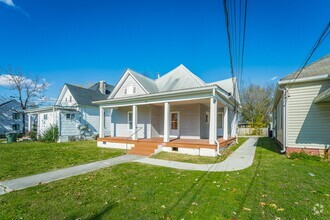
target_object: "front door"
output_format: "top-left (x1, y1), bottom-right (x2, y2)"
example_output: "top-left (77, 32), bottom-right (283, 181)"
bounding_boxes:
top-left (170, 112), bottom-right (180, 137)
top-left (217, 113), bottom-right (223, 137)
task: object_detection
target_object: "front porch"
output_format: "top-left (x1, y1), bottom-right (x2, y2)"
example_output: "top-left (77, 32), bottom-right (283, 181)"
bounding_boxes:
top-left (97, 90), bottom-right (238, 156)
top-left (97, 136), bottom-right (236, 157)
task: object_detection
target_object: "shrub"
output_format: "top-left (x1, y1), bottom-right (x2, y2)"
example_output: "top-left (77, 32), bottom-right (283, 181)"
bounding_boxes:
top-left (26, 131), bottom-right (37, 141)
top-left (289, 152), bottom-right (321, 161)
top-left (40, 125), bottom-right (59, 142)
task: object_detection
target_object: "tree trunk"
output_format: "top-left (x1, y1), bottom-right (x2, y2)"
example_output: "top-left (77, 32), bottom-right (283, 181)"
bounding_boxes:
top-left (22, 112), bottom-right (26, 134)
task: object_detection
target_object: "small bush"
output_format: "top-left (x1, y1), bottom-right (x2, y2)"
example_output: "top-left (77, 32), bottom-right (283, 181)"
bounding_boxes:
top-left (26, 131), bottom-right (37, 141)
top-left (40, 125), bottom-right (59, 142)
top-left (289, 152), bottom-right (321, 161)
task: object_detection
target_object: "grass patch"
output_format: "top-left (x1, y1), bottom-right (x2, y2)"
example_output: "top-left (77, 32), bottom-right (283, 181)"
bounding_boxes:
top-left (152, 137), bottom-right (248, 164)
top-left (0, 141), bottom-right (125, 181)
top-left (0, 138), bottom-right (329, 219)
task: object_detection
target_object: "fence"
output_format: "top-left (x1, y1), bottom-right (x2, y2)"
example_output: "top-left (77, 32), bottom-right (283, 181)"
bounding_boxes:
top-left (238, 127), bottom-right (268, 136)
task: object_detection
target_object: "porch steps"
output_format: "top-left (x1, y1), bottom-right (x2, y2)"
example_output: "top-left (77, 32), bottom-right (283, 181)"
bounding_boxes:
top-left (127, 142), bottom-right (160, 157)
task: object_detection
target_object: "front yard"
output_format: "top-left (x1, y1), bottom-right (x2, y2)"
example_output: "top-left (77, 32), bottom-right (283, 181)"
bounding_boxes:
top-left (0, 138), bottom-right (329, 219)
top-left (0, 141), bottom-right (125, 181)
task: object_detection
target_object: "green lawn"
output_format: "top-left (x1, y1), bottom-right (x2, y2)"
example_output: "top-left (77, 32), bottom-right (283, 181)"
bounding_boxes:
top-left (152, 137), bottom-right (248, 164)
top-left (0, 141), bottom-right (125, 181)
top-left (0, 138), bottom-right (329, 219)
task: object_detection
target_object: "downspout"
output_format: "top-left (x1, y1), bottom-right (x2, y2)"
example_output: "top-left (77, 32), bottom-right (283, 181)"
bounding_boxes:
top-left (212, 89), bottom-right (222, 156)
top-left (281, 88), bottom-right (287, 154)
top-left (216, 139), bottom-right (221, 156)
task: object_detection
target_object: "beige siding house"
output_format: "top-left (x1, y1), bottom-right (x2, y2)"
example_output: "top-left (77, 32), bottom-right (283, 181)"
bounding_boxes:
top-left (96, 64), bottom-right (240, 157)
top-left (273, 54), bottom-right (330, 157)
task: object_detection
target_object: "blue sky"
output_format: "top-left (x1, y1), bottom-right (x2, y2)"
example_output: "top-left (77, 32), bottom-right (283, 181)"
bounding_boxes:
top-left (0, 0), bottom-right (329, 100)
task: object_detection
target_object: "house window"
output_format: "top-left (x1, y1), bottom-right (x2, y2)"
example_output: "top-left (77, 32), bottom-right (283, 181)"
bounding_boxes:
top-left (124, 84), bottom-right (136, 95)
top-left (12, 113), bottom-right (20, 120)
top-left (205, 112), bottom-right (209, 124)
top-left (43, 114), bottom-right (48, 120)
top-left (66, 113), bottom-right (75, 120)
top-left (12, 124), bottom-right (20, 131)
top-left (217, 113), bottom-right (223, 129)
top-left (128, 111), bottom-right (133, 130)
top-left (171, 113), bottom-right (178, 130)
top-left (69, 96), bottom-right (72, 102)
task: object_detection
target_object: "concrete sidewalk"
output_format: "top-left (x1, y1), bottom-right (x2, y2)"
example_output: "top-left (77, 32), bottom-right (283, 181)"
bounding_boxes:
top-left (135, 137), bottom-right (258, 172)
top-left (0, 154), bottom-right (143, 195)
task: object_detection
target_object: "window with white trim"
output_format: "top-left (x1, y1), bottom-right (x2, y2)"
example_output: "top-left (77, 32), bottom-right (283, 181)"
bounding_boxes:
top-left (43, 114), bottom-right (48, 120)
top-left (124, 84), bottom-right (136, 95)
top-left (12, 124), bottom-right (20, 131)
top-left (12, 113), bottom-right (20, 120)
top-left (66, 113), bottom-right (75, 120)
top-left (128, 111), bottom-right (133, 130)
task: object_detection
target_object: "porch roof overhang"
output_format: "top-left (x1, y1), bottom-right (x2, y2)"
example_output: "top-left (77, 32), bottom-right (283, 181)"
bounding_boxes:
top-left (93, 85), bottom-right (238, 109)
top-left (314, 88), bottom-right (330, 103)
top-left (25, 105), bottom-right (79, 114)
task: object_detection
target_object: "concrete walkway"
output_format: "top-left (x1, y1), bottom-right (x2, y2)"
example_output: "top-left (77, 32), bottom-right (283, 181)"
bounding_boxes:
top-left (0, 138), bottom-right (257, 195)
top-left (135, 137), bottom-right (258, 172)
top-left (0, 154), bottom-right (143, 195)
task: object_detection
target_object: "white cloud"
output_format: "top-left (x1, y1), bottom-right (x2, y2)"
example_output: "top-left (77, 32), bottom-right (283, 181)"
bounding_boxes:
top-left (271, 76), bottom-right (278, 81)
top-left (0, 74), bottom-right (50, 88)
top-left (0, 0), bottom-right (15, 7)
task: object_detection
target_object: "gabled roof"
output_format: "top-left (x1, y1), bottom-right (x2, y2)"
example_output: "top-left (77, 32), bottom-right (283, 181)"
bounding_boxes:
top-left (107, 64), bottom-right (239, 104)
top-left (0, 100), bottom-right (20, 107)
top-left (281, 53), bottom-right (330, 81)
top-left (128, 69), bottom-right (159, 93)
top-left (64, 84), bottom-right (109, 106)
top-left (209, 77), bottom-right (240, 103)
top-left (155, 64), bottom-right (206, 92)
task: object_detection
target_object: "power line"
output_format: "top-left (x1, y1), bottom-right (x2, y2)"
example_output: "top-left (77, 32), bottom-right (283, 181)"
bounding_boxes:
top-left (287, 22), bottom-right (330, 92)
top-left (223, 0), bottom-right (248, 106)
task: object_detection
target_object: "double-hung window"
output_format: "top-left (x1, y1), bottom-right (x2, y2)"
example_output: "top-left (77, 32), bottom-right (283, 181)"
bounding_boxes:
top-left (128, 111), bottom-right (133, 130)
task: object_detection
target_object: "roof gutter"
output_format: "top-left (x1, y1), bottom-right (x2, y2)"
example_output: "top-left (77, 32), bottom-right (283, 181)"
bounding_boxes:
top-left (93, 85), bottom-right (230, 105)
top-left (278, 74), bottom-right (330, 85)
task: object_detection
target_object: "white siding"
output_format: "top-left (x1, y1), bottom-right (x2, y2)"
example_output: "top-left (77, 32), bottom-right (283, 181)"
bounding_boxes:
top-left (38, 111), bottom-right (56, 135)
top-left (60, 112), bottom-right (80, 136)
top-left (111, 106), bottom-right (151, 138)
top-left (81, 107), bottom-right (111, 136)
top-left (0, 101), bottom-right (27, 135)
top-left (171, 104), bottom-right (201, 139)
top-left (200, 104), bottom-right (209, 139)
top-left (151, 105), bottom-right (161, 137)
top-left (287, 80), bottom-right (330, 149)
top-left (113, 75), bottom-right (147, 98)
top-left (60, 89), bottom-right (77, 106)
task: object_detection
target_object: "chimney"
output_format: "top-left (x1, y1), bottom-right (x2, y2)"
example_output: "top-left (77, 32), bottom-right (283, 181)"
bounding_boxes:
top-left (99, 81), bottom-right (106, 94)
top-left (157, 72), bottom-right (160, 79)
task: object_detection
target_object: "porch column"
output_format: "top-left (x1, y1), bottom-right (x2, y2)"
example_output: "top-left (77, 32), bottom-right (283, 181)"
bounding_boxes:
top-left (223, 106), bottom-right (228, 140)
top-left (209, 98), bottom-right (217, 144)
top-left (99, 107), bottom-right (105, 138)
top-left (163, 102), bottom-right (170, 142)
top-left (132, 105), bottom-right (138, 140)
top-left (28, 114), bottom-right (32, 132)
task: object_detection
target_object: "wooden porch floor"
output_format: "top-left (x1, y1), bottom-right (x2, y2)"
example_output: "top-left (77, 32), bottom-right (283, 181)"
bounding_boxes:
top-left (98, 136), bottom-right (236, 149)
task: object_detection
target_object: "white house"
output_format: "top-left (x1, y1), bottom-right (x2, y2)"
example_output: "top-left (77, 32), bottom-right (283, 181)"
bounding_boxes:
top-left (26, 81), bottom-right (114, 142)
top-left (95, 64), bottom-right (240, 157)
top-left (0, 100), bottom-right (27, 135)
top-left (273, 54), bottom-right (330, 158)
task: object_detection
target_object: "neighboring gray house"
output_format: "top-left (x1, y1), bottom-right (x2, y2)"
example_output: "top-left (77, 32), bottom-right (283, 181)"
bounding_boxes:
top-left (273, 54), bottom-right (330, 157)
top-left (0, 100), bottom-right (27, 135)
top-left (96, 64), bottom-right (240, 157)
top-left (26, 81), bottom-right (114, 142)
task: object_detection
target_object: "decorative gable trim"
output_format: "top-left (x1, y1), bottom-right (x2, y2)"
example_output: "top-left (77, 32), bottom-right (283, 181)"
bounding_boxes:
top-left (109, 69), bottom-right (150, 99)
top-left (55, 84), bottom-right (77, 106)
